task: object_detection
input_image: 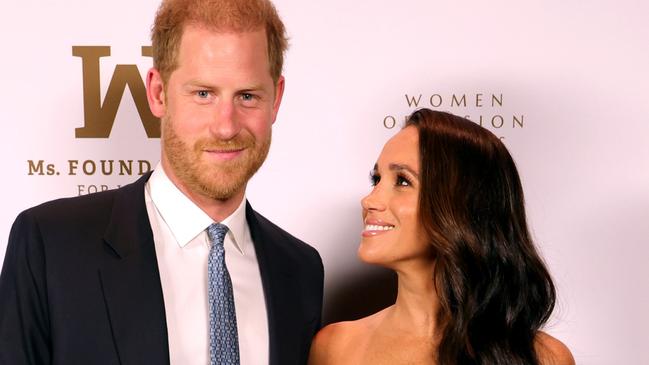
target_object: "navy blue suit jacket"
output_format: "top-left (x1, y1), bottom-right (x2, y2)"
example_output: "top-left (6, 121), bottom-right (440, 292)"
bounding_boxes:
top-left (0, 173), bottom-right (324, 365)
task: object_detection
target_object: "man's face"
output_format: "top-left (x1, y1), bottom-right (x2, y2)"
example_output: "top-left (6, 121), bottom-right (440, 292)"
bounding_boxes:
top-left (156, 25), bottom-right (283, 201)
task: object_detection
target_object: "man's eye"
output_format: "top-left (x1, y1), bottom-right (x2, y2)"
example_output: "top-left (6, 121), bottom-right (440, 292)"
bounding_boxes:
top-left (197, 90), bottom-right (210, 98)
top-left (241, 93), bottom-right (254, 101)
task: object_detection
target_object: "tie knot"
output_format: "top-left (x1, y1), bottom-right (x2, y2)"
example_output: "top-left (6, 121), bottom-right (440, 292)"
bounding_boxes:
top-left (207, 223), bottom-right (228, 247)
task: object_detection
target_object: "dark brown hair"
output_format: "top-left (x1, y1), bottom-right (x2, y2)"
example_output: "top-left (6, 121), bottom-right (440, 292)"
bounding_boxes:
top-left (406, 108), bottom-right (555, 365)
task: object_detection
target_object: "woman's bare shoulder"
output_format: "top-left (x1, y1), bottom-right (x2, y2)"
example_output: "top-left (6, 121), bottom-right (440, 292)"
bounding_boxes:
top-left (535, 331), bottom-right (575, 365)
top-left (308, 310), bottom-right (389, 365)
top-left (308, 321), bottom-right (358, 365)
top-left (314, 320), bottom-right (358, 347)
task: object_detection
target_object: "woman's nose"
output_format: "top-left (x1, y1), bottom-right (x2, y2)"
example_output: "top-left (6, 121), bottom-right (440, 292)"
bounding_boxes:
top-left (361, 187), bottom-right (386, 212)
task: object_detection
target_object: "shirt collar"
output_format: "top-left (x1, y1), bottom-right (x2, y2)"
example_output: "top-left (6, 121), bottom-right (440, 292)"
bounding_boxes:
top-left (146, 163), bottom-right (248, 255)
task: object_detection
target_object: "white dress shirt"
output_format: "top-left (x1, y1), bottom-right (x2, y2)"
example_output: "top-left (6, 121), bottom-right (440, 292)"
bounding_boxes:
top-left (144, 163), bottom-right (269, 365)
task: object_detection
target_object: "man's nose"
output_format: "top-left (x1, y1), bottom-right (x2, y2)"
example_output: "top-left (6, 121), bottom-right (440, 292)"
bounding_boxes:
top-left (210, 99), bottom-right (241, 140)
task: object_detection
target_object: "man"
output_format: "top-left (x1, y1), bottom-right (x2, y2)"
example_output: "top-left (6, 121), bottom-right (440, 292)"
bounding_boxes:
top-left (0, 0), bottom-right (323, 364)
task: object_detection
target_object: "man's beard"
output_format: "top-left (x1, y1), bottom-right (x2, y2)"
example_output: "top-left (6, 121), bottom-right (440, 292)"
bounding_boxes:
top-left (162, 117), bottom-right (271, 201)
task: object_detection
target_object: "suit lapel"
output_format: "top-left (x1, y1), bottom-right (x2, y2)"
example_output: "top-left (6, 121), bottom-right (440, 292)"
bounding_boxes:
top-left (99, 173), bottom-right (170, 365)
top-left (246, 203), bottom-right (305, 365)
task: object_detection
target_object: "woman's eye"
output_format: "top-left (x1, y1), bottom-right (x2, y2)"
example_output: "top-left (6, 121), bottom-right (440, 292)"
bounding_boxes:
top-left (396, 175), bottom-right (411, 187)
top-left (369, 172), bottom-right (380, 186)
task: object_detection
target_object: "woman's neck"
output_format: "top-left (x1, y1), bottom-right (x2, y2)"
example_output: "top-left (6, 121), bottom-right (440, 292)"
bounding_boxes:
top-left (388, 261), bottom-right (441, 338)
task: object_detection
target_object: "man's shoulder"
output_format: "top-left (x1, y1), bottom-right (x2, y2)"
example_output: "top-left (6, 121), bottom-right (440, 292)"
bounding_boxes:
top-left (249, 209), bottom-right (309, 246)
top-left (247, 206), bottom-right (322, 264)
top-left (19, 189), bottom-right (116, 226)
top-left (6, 188), bottom-right (123, 261)
top-left (14, 175), bottom-right (146, 233)
top-left (28, 184), bottom-right (126, 218)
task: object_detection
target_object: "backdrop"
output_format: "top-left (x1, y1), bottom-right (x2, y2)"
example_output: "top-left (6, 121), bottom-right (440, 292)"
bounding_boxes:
top-left (1, 1), bottom-right (648, 364)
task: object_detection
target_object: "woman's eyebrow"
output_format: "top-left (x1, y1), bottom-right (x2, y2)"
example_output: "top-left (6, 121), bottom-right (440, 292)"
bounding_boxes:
top-left (389, 163), bottom-right (419, 178)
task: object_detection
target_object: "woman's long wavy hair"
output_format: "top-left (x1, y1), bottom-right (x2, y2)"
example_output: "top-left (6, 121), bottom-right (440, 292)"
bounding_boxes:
top-left (405, 109), bottom-right (555, 365)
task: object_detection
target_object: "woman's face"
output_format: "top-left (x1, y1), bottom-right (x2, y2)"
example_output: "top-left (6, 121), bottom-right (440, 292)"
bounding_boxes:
top-left (359, 126), bottom-right (432, 268)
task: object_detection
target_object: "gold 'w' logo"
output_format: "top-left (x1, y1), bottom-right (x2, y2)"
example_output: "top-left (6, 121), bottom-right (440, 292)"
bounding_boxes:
top-left (72, 46), bottom-right (160, 138)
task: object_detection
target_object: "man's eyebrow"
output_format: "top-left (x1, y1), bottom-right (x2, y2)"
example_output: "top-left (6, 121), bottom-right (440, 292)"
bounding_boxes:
top-left (388, 163), bottom-right (419, 178)
top-left (184, 80), bottom-right (215, 89)
top-left (183, 80), bottom-right (267, 91)
top-left (239, 84), bottom-right (266, 92)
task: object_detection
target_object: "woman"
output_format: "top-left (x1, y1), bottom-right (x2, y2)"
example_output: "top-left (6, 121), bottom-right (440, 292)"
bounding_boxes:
top-left (309, 109), bottom-right (574, 365)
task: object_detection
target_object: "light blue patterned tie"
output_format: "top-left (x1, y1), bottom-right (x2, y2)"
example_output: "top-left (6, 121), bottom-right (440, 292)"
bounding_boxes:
top-left (207, 223), bottom-right (240, 365)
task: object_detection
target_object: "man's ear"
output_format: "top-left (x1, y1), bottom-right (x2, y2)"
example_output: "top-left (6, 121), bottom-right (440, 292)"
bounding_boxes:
top-left (146, 68), bottom-right (166, 118)
top-left (271, 75), bottom-right (285, 124)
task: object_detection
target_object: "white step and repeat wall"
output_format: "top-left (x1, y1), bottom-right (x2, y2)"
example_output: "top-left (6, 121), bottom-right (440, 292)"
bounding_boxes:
top-left (2, 0), bottom-right (648, 363)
